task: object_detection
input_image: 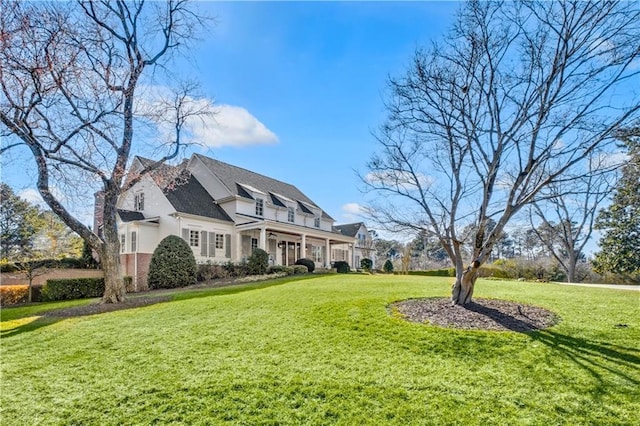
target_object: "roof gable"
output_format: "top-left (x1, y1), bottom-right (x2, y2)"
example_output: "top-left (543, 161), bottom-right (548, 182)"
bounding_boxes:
top-left (163, 172), bottom-right (233, 222)
top-left (334, 222), bottom-right (365, 237)
top-left (193, 154), bottom-right (334, 221)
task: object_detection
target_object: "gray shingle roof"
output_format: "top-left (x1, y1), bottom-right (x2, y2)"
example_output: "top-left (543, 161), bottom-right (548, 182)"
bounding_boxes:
top-left (118, 210), bottom-right (145, 222)
top-left (193, 154), bottom-right (334, 220)
top-left (334, 222), bottom-right (364, 237)
top-left (163, 172), bottom-right (233, 222)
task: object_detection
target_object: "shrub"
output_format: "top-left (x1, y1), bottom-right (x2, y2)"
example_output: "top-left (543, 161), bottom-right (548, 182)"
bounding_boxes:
top-left (292, 265), bottom-right (308, 274)
top-left (0, 285), bottom-right (29, 306)
top-left (147, 235), bottom-right (197, 289)
top-left (247, 249), bottom-right (269, 275)
top-left (383, 259), bottom-right (394, 273)
top-left (267, 265), bottom-right (293, 275)
top-left (334, 261), bottom-right (350, 274)
top-left (0, 259), bottom-right (18, 273)
top-left (41, 278), bottom-right (105, 301)
top-left (295, 258), bottom-right (315, 273)
top-left (360, 258), bottom-right (373, 272)
top-left (405, 268), bottom-right (456, 277)
top-left (224, 260), bottom-right (249, 278)
top-left (57, 257), bottom-right (87, 269)
top-left (123, 276), bottom-right (134, 292)
top-left (197, 262), bottom-right (230, 282)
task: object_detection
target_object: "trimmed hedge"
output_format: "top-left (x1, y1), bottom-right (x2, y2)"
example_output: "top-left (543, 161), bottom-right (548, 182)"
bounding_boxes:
top-left (148, 235), bottom-right (197, 289)
top-left (360, 258), bottom-right (373, 272)
top-left (267, 265), bottom-right (293, 275)
top-left (292, 265), bottom-right (308, 274)
top-left (41, 278), bottom-right (105, 301)
top-left (334, 261), bottom-right (350, 274)
top-left (1, 285), bottom-right (28, 306)
top-left (383, 259), bottom-right (394, 273)
top-left (295, 258), bottom-right (315, 273)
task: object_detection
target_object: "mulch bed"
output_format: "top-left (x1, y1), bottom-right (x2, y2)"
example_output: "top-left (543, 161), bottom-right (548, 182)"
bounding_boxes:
top-left (391, 297), bottom-right (559, 332)
top-left (42, 297), bottom-right (172, 318)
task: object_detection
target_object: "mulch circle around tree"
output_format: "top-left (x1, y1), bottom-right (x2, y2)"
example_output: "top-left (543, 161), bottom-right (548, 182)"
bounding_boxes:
top-left (391, 297), bottom-right (559, 332)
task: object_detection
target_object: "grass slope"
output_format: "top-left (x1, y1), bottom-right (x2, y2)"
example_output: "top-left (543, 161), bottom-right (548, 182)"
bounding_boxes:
top-left (1, 275), bottom-right (638, 425)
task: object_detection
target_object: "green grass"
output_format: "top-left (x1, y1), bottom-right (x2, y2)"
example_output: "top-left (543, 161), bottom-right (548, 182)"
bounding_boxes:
top-left (1, 275), bottom-right (638, 425)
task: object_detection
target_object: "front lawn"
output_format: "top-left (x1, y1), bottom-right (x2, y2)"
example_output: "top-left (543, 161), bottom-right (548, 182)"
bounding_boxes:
top-left (1, 275), bottom-right (638, 425)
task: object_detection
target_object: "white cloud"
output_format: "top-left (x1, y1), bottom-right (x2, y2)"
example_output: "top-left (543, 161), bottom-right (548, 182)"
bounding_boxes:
top-left (137, 86), bottom-right (278, 148)
top-left (192, 104), bottom-right (278, 148)
top-left (341, 202), bottom-right (373, 222)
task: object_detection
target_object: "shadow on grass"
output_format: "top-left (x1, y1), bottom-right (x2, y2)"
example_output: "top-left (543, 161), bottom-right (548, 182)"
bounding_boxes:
top-left (462, 301), bottom-right (639, 385)
top-left (1, 316), bottom-right (59, 339)
top-left (530, 329), bottom-right (640, 385)
top-left (1, 274), bottom-right (321, 339)
top-left (464, 301), bottom-right (556, 332)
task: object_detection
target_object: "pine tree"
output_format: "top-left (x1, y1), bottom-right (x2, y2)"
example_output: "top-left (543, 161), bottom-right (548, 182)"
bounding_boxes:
top-left (593, 128), bottom-right (640, 283)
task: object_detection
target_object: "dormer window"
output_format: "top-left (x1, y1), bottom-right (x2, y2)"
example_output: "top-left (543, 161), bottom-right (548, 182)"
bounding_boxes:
top-left (134, 192), bottom-right (144, 211)
top-left (314, 217), bottom-right (321, 228)
top-left (256, 198), bottom-right (264, 216)
top-left (288, 206), bottom-right (295, 223)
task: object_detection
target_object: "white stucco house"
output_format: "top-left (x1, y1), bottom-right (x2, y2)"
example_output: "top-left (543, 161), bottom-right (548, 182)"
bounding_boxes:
top-left (95, 154), bottom-right (362, 289)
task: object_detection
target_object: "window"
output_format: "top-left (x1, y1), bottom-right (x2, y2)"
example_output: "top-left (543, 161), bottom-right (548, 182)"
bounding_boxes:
top-left (131, 231), bottom-right (137, 252)
top-left (189, 230), bottom-right (199, 247)
top-left (216, 234), bottom-right (224, 250)
top-left (134, 192), bottom-right (144, 211)
top-left (120, 234), bottom-right (126, 253)
top-left (287, 206), bottom-right (295, 223)
top-left (312, 245), bottom-right (323, 263)
top-left (255, 198), bottom-right (264, 216)
top-left (314, 217), bottom-right (320, 228)
top-left (251, 238), bottom-right (258, 252)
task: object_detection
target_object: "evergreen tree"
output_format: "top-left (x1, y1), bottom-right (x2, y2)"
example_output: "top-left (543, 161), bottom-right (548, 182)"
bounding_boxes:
top-left (0, 184), bottom-right (43, 259)
top-left (593, 129), bottom-right (640, 283)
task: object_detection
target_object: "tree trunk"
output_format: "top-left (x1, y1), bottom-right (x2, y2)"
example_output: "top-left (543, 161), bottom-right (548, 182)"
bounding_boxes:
top-left (451, 260), bottom-right (481, 306)
top-left (100, 187), bottom-right (126, 304)
top-left (100, 243), bottom-right (126, 303)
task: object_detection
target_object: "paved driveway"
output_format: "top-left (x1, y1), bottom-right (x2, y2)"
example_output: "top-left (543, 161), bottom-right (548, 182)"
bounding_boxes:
top-left (552, 282), bottom-right (639, 291)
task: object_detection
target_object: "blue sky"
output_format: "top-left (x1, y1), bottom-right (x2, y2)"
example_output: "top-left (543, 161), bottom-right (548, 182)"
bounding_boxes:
top-left (1, 1), bottom-right (459, 228)
top-left (187, 1), bottom-right (458, 224)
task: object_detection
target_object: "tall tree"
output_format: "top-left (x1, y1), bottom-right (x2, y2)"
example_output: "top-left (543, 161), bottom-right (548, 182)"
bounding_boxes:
top-left (363, 1), bottom-right (640, 305)
top-left (530, 153), bottom-right (616, 283)
top-left (593, 127), bottom-right (640, 283)
top-left (0, 184), bottom-right (43, 259)
top-left (0, 1), bottom-right (208, 303)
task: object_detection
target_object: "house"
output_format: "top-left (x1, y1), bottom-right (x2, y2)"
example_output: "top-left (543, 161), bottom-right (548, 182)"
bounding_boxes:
top-left (96, 154), bottom-right (359, 289)
top-left (333, 222), bottom-right (376, 269)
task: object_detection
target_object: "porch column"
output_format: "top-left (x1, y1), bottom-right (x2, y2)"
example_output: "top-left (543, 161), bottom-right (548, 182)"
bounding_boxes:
top-left (259, 227), bottom-right (266, 250)
top-left (236, 233), bottom-right (242, 260)
top-left (325, 238), bottom-right (331, 268)
top-left (300, 234), bottom-right (306, 259)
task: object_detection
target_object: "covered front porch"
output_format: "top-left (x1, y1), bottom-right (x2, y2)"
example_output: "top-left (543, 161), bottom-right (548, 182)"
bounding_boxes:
top-left (236, 221), bottom-right (355, 268)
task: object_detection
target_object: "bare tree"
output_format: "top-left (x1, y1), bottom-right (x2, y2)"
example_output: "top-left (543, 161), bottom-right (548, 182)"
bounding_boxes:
top-left (529, 155), bottom-right (617, 283)
top-left (0, 1), bottom-right (209, 303)
top-left (362, 1), bottom-right (640, 305)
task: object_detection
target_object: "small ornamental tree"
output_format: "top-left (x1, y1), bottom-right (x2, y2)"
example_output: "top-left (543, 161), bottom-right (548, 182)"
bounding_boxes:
top-left (360, 258), bottom-right (373, 272)
top-left (148, 235), bottom-right (197, 289)
top-left (383, 259), bottom-right (394, 273)
top-left (247, 248), bottom-right (269, 275)
top-left (295, 258), bottom-right (315, 273)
